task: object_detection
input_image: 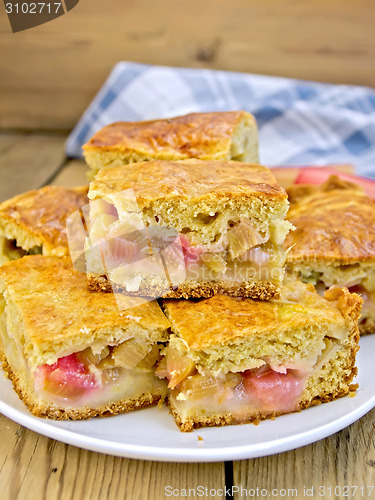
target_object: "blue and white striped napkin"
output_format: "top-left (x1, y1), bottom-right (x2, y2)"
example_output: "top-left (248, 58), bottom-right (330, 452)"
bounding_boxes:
top-left (66, 62), bottom-right (375, 177)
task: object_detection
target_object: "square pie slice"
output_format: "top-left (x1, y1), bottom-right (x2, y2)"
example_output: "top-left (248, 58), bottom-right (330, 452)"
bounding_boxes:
top-left (0, 185), bottom-right (88, 264)
top-left (0, 256), bottom-right (170, 419)
top-left (86, 159), bottom-right (293, 300)
top-left (82, 111), bottom-right (259, 179)
top-left (160, 282), bottom-right (362, 431)
top-left (286, 176), bottom-right (375, 334)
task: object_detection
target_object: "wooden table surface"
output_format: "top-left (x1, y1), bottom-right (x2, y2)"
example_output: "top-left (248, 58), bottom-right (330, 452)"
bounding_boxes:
top-left (0, 132), bottom-right (374, 500)
top-left (2, 0), bottom-right (375, 131)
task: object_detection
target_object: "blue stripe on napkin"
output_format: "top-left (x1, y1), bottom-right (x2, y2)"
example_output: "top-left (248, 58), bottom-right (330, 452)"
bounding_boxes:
top-left (66, 62), bottom-right (375, 177)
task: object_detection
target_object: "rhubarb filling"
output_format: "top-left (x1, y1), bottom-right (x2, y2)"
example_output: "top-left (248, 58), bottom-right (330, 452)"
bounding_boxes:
top-left (156, 328), bottom-right (346, 419)
top-left (86, 199), bottom-right (290, 291)
top-left (34, 354), bottom-right (166, 408)
top-left (0, 324), bottom-right (167, 408)
top-left (348, 285), bottom-right (375, 328)
top-left (32, 340), bottom-right (167, 408)
top-left (296, 265), bottom-right (375, 327)
top-left (160, 362), bottom-right (307, 417)
top-left (156, 346), bottom-right (310, 417)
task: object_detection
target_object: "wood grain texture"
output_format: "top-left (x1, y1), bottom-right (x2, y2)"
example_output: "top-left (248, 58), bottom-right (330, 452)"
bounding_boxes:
top-left (233, 408), bottom-right (375, 499)
top-left (0, 133), bottom-right (67, 202)
top-left (1, 0), bottom-right (375, 130)
top-left (0, 412), bottom-right (225, 500)
top-left (50, 159), bottom-right (88, 187)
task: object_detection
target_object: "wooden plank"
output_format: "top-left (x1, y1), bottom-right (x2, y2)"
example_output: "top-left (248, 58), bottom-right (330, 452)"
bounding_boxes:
top-left (0, 414), bottom-right (225, 500)
top-left (0, 133), bottom-right (67, 202)
top-left (50, 159), bottom-right (88, 187)
top-left (1, 0), bottom-right (375, 130)
top-left (233, 408), bottom-right (375, 499)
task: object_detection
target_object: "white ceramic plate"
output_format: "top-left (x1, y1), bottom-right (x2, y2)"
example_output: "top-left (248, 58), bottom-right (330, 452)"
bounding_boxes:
top-left (0, 336), bottom-right (374, 462)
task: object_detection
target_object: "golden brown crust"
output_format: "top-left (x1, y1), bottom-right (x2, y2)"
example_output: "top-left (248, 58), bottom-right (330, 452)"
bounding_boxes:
top-left (87, 273), bottom-right (280, 301)
top-left (1, 355), bottom-right (164, 420)
top-left (83, 111), bottom-right (256, 157)
top-left (286, 184), bottom-right (375, 264)
top-left (0, 256), bottom-right (170, 353)
top-left (162, 286), bottom-right (362, 351)
top-left (88, 159), bottom-right (287, 206)
top-left (0, 186), bottom-right (88, 256)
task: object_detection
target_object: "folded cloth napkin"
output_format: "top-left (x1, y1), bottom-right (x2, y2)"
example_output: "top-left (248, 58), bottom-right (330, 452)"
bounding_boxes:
top-left (66, 62), bottom-right (375, 177)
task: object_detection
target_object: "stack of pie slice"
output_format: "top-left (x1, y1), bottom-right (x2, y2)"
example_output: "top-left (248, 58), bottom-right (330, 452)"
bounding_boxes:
top-left (0, 111), bottom-right (367, 431)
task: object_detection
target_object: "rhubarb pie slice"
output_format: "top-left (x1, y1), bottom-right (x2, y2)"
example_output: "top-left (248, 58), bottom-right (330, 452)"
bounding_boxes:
top-left (160, 281), bottom-right (362, 431)
top-left (286, 175), bottom-right (375, 334)
top-left (83, 111), bottom-right (259, 179)
top-left (0, 185), bottom-right (88, 264)
top-left (0, 256), bottom-right (170, 419)
top-left (86, 159), bottom-right (293, 300)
